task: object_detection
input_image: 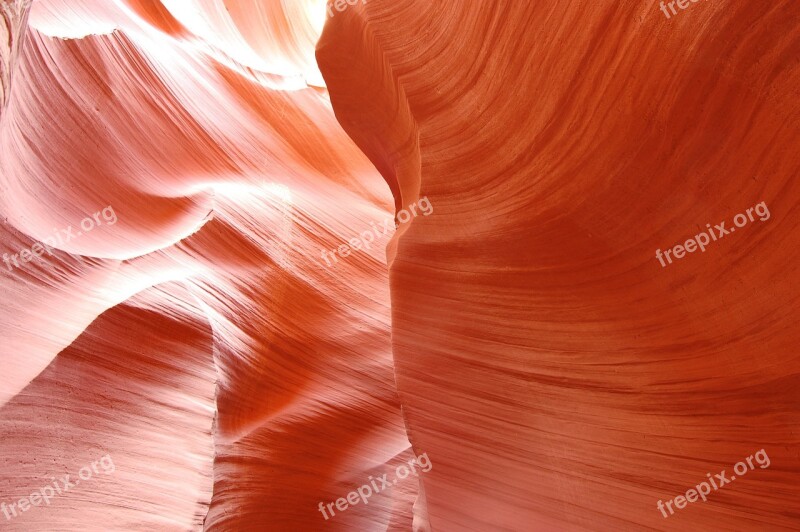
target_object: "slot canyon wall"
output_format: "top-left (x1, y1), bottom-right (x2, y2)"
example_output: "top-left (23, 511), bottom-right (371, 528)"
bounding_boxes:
top-left (1, 0), bottom-right (799, 530)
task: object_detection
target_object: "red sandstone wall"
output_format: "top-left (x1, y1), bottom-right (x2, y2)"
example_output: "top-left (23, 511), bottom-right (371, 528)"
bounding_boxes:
top-left (0, 0), bottom-right (798, 530)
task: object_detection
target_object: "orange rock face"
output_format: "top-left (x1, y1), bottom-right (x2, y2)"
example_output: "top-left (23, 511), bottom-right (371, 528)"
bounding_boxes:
top-left (1, 0), bottom-right (799, 530)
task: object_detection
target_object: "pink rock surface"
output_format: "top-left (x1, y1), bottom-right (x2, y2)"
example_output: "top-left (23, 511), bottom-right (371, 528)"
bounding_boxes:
top-left (1, 0), bottom-right (413, 529)
top-left (1, 0), bottom-right (799, 530)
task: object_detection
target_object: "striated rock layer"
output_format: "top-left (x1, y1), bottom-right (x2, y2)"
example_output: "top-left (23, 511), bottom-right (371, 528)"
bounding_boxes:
top-left (1, 0), bottom-right (799, 530)
top-left (320, 0), bottom-right (800, 530)
top-left (1, 0), bottom-right (414, 530)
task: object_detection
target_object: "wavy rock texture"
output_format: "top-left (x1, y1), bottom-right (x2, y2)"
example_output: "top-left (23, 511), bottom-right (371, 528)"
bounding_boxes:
top-left (1, 0), bottom-right (414, 530)
top-left (2, 0), bottom-right (800, 530)
top-left (321, 1), bottom-right (800, 530)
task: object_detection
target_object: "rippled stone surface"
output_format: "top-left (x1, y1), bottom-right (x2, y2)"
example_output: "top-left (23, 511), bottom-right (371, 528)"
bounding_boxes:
top-left (1, 0), bottom-right (799, 530)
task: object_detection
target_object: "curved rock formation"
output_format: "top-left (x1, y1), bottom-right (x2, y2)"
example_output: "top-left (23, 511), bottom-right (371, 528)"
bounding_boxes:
top-left (1, 0), bottom-right (798, 530)
top-left (1, 0), bottom-right (412, 529)
top-left (319, 0), bottom-right (800, 529)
